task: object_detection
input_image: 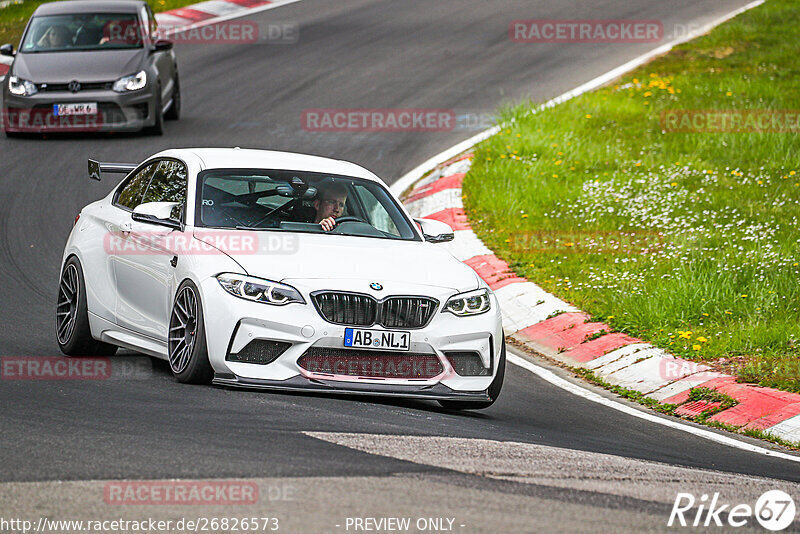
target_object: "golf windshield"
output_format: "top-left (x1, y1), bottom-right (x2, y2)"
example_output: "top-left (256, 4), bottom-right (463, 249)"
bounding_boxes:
top-left (21, 13), bottom-right (144, 52)
top-left (197, 169), bottom-right (420, 241)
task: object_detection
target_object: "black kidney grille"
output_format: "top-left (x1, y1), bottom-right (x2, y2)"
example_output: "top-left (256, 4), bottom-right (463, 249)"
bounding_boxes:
top-left (226, 339), bottom-right (291, 365)
top-left (313, 293), bottom-right (377, 326)
top-left (382, 297), bottom-right (437, 328)
top-left (312, 292), bottom-right (438, 329)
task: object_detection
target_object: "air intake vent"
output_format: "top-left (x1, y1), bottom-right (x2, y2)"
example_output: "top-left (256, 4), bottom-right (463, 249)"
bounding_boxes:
top-left (444, 352), bottom-right (490, 376)
top-left (298, 347), bottom-right (443, 379)
top-left (227, 340), bottom-right (291, 365)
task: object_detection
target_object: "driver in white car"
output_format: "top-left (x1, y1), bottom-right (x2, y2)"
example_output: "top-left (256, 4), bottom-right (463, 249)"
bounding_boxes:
top-left (313, 182), bottom-right (348, 231)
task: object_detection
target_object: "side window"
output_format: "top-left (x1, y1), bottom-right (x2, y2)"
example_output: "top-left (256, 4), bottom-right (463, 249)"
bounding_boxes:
top-left (116, 163), bottom-right (158, 210)
top-left (139, 7), bottom-right (151, 41)
top-left (141, 160), bottom-right (188, 205)
top-left (146, 5), bottom-right (158, 39)
top-left (353, 184), bottom-right (400, 237)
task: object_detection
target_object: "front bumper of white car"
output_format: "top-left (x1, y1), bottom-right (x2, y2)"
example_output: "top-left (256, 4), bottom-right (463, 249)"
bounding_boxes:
top-left (199, 276), bottom-right (504, 400)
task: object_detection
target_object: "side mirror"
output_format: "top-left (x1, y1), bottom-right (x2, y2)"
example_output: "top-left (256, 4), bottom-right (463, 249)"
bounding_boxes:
top-left (132, 202), bottom-right (182, 230)
top-left (415, 218), bottom-right (454, 243)
top-left (0, 44), bottom-right (14, 57)
top-left (152, 39), bottom-right (173, 52)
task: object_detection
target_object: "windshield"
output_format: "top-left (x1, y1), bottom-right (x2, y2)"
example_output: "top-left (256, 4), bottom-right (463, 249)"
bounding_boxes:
top-left (196, 169), bottom-right (420, 241)
top-left (21, 13), bottom-right (143, 52)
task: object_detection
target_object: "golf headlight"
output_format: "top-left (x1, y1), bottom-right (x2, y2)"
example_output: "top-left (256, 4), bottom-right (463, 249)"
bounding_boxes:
top-left (8, 76), bottom-right (37, 96)
top-left (216, 273), bottom-right (305, 306)
top-left (112, 70), bottom-right (147, 92)
top-left (444, 289), bottom-right (491, 316)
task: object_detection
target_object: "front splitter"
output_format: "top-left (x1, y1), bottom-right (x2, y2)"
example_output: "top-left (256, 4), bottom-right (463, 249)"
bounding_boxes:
top-left (212, 373), bottom-right (490, 402)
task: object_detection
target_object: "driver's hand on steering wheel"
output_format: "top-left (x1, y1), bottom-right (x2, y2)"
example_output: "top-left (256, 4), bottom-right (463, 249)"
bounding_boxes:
top-left (320, 217), bottom-right (337, 232)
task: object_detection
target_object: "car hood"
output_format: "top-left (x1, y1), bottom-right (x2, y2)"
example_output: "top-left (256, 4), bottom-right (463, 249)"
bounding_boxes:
top-left (194, 230), bottom-right (480, 293)
top-left (13, 49), bottom-right (145, 83)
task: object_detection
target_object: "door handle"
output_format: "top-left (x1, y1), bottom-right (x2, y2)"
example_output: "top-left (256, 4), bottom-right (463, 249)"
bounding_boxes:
top-left (120, 222), bottom-right (132, 235)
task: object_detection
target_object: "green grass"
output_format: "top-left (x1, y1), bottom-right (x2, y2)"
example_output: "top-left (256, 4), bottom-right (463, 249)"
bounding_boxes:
top-left (466, 0), bottom-right (800, 393)
top-left (686, 387), bottom-right (738, 422)
top-left (1, 0), bottom-right (199, 46)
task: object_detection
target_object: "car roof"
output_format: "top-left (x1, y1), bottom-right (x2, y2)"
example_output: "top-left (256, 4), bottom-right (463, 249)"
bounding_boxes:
top-left (154, 148), bottom-right (384, 184)
top-left (34, 0), bottom-right (144, 16)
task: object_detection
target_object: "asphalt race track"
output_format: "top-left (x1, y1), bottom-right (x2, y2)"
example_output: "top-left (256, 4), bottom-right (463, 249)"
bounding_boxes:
top-left (1, 0), bottom-right (798, 532)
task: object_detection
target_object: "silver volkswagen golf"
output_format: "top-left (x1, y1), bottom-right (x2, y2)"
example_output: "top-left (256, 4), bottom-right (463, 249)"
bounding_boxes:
top-left (2, 0), bottom-right (180, 136)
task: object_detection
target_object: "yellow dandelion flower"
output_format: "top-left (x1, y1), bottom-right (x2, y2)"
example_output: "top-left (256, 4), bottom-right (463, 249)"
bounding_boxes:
top-left (692, 345), bottom-right (702, 351)
top-left (697, 337), bottom-right (708, 343)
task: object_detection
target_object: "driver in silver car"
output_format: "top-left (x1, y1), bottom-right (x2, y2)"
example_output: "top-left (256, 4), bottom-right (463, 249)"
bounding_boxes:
top-left (313, 182), bottom-right (348, 231)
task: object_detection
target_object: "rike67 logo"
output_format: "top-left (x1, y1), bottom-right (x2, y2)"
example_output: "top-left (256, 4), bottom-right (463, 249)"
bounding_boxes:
top-left (669, 490), bottom-right (796, 531)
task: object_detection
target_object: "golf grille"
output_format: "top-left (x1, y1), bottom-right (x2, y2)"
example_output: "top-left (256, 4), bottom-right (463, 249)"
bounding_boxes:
top-left (298, 347), bottom-right (443, 379)
top-left (311, 292), bottom-right (437, 329)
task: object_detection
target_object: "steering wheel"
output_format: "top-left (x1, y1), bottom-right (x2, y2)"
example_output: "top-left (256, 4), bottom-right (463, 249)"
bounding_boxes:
top-left (332, 216), bottom-right (367, 225)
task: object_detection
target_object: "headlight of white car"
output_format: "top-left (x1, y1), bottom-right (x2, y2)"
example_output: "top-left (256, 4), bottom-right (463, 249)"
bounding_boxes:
top-left (444, 288), bottom-right (491, 316)
top-left (112, 70), bottom-right (147, 92)
top-left (8, 76), bottom-right (38, 96)
top-left (216, 273), bottom-right (305, 306)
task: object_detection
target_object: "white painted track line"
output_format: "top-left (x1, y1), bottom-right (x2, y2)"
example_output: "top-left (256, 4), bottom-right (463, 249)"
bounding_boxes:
top-left (508, 350), bottom-right (800, 463)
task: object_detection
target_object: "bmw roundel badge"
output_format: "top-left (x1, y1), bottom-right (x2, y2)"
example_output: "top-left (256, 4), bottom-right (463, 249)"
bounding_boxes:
top-left (370, 282), bottom-right (383, 291)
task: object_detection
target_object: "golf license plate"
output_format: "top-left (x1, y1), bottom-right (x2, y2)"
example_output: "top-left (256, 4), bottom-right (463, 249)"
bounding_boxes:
top-left (53, 103), bottom-right (98, 116)
top-left (344, 328), bottom-right (410, 351)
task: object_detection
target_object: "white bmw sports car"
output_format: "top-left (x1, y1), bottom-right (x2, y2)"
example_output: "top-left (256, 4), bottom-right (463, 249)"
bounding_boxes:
top-left (57, 148), bottom-right (505, 409)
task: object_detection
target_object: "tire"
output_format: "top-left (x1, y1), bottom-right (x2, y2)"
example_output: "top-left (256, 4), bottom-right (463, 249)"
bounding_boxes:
top-left (164, 74), bottom-right (180, 121)
top-left (438, 341), bottom-right (506, 410)
top-left (56, 256), bottom-right (118, 356)
top-left (144, 85), bottom-right (164, 136)
top-left (168, 280), bottom-right (213, 384)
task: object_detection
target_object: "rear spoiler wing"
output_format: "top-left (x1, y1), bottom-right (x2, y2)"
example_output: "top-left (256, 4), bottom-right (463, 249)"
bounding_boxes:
top-left (88, 159), bottom-right (137, 181)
